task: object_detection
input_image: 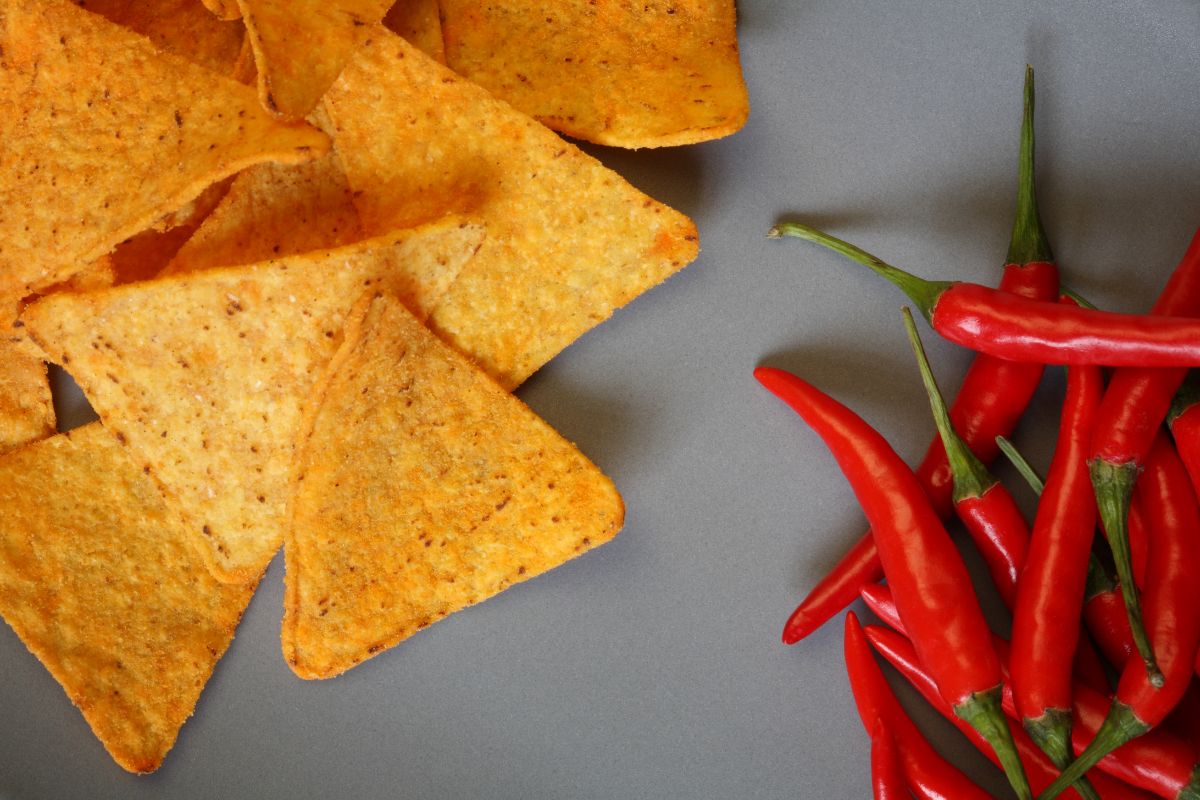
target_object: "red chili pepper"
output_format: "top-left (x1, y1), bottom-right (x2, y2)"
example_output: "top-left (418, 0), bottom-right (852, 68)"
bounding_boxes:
top-left (1010, 357), bottom-right (1103, 777)
top-left (769, 221), bottom-right (1200, 368)
top-left (781, 70), bottom-right (1058, 643)
top-left (1164, 681), bottom-right (1200, 757)
top-left (903, 307), bottom-right (1030, 610)
top-left (1168, 372), bottom-right (1200, 523)
top-left (1082, 561), bottom-right (1136, 669)
top-left (757, 366), bottom-right (1030, 797)
top-left (1043, 434), bottom-right (1200, 799)
top-left (870, 722), bottom-right (910, 800)
top-left (1086, 229), bottom-right (1200, 686)
top-left (843, 612), bottom-right (995, 800)
top-left (862, 583), bottom-right (1200, 800)
top-left (863, 623), bottom-right (1155, 800)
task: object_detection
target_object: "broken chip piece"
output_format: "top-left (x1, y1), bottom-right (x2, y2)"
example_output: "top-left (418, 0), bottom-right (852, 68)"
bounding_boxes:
top-left (323, 28), bottom-right (700, 390)
top-left (283, 291), bottom-right (624, 679)
top-left (23, 217), bottom-right (485, 584)
top-left (439, 0), bottom-right (749, 148)
top-left (0, 424), bottom-right (257, 773)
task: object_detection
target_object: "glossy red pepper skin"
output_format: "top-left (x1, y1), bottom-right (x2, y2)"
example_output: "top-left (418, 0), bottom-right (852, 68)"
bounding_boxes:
top-left (1084, 580), bottom-right (1136, 668)
top-left (956, 485), bottom-right (1029, 608)
top-left (863, 584), bottom-right (1200, 800)
top-left (1044, 435), bottom-right (1200, 799)
top-left (1011, 363), bottom-right (1103, 727)
top-left (757, 367), bottom-right (1030, 797)
top-left (758, 367), bottom-right (1002, 706)
top-left (1091, 228), bottom-right (1200, 466)
top-left (864, 624), bottom-right (1154, 800)
top-left (781, 260), bottom-right (1058, 644)
top-left (870, 722), bottom-right (910, 800)
top-left (843, 613), bottom-right (993, 800)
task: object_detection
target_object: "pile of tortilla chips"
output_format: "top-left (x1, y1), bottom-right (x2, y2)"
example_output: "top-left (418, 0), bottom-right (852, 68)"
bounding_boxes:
top-left (0, 0), bottom-right (746, 775)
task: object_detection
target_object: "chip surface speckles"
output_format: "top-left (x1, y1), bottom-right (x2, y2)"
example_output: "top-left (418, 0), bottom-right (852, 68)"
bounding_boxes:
top-left (0, 424), bottom-right (256, 773)
top-left (382, 0), bottom-right (445, 64)
top-left (0, 0), bottom-right (329, 294)
top-left (440, 0), bottom-right (749, 148)
top-left (237, 0), bottom-right (393, 118)
top-left (283, 292), bottom-right (624, 679)
top-left (324, 29), bottom-right (700, 390)
top-left (22, 218), bottom-right (485, 583)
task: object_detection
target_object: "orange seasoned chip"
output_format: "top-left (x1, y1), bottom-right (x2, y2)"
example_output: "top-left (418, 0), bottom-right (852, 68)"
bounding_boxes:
top-left (110, 179), bottom-right (235, 284)
top-left (0, 301), bottom-right (54, 455)
top-left (0, 0), bottom-right (329, 294)
top-left (383, 0), bottom-right (445, 63)
top-left (201, 0), bottom-right (241, 21)
top-left (440, 1), bottom-right (749, 148)
top-left (69, 0), bottom-right (245, 75)
top-left (237, 0), bottom-right (393, 118)
top-left (323, 29), bottom-right (699, 390)
top-left (24, 218), bottom-right (485, 583)
top-left (164, 110), bottom-right (361, 275)
top-left (283, 292), bottom-right (623, 679)
top-left (0, 424), bottom-right (257, 773)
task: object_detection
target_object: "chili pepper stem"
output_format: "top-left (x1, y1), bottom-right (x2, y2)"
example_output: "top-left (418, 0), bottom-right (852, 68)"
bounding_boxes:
top-left (1089, 458), bottom-right (1164, 687)
top-left (902, 307), bottom-right (992, 499)
top-left (767, 223), bottom-right (952, 324)
top-left (996, 435), bottom-right (1046, 493)
top-left (1182, 766), bottom-right (1200, 800)
top-left (954, 687), bottom-right (1033, 800)
top-left (1038, 700), bottom-right (1151, 800)
top-left (1023, 710), bottom-right (1102, 800)
top-left (1006, 65), bottom-right (1053, 266)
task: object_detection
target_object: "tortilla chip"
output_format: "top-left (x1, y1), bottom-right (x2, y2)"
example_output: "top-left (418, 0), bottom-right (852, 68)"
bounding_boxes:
top-left (232, 30), bottom-right (257, 84)
top-left (237, 0), bottom-right (393, 118)
top-left (0, 0), bottom-right (329, 294)
top-left (0, 305), bottom-right (54, 454)
top-left (283, 292), bottom-right (623, 679)
top-left (200, 0), bottom-right (241, 21)
top-left (382, 0), bottom-right (444, 63)
top-left (164, 110), bottom-right (361, 276)
top-left (439, 1), bottom-right (749, 148)
top-left (70, 0), bottom-right (245, 76)
top-left (23, 218), bottom-right (485, 583)
top-left (323, 29), bottom-right (699, 390)
top-left (0, 424), bottom-right (257, 773)
top-left (110, 179), bottom-right (235, 284)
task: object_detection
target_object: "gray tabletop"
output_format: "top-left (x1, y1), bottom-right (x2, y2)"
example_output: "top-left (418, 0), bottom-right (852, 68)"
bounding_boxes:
top-left (4, 2), bottom-right (1200, 798)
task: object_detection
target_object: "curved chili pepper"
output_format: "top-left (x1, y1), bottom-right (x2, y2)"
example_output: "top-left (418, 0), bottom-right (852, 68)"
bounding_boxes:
top-left (1164, 682), bottom-right (1200, 756)
top-left (781, 70), bottom-right (1058, 643)
top-left (769, 222), bottom-right (1200, 368)
top-left (1086, 228), bottom-right (1200, 686)
top-left (998, 433), bottom-right (1140, 669)
top-left (870, 721), bottom-right (910, 800)
top-left (1168, 372), bottom-right (1200, 519)
top-left (843, 612), bottom-right (994, 800)
top-left (756, 366), bottom-right (1030, 798)
top-left (1042, 435), bottom-right (1200, 800)
top-left (903, 307), bottom-right (1029, 610)
top-left (862, 584), bottom-right (1200, 800)
top-left (863, 623), bottom-right (1155, 800)
top-left (1011, 357), bottom-right (1103, 780)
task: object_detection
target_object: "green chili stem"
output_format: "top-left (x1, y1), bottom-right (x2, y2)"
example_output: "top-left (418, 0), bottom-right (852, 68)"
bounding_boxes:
top-left (955, 687), bottom-right (1033, 800)
top-left (1037, 700), bottom-right (1150, 800)
top-left (1006, 65), bottom-right (1053, 266)
top-left (1024, 710), bottom-right (1102, 800)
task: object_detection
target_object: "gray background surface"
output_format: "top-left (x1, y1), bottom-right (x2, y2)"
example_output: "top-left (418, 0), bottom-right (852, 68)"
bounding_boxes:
top-left (4, 1), bottom-right (1200, 798)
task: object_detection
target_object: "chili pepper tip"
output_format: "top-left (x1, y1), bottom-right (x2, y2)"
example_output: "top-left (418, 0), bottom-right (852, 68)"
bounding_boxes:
top-left (1037, 700), bottom-right (1150, 800)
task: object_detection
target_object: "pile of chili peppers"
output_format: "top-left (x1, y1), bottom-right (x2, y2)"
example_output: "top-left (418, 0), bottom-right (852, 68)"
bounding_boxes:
top-left (760, 67), bottom-right (1200, 800)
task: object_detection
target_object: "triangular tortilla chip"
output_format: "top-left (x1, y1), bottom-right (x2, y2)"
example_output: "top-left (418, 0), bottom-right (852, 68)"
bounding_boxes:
top-left (23, 218), bottom-right (485, 583)
top-left (0, 424), bottom-right (257, 773)
top-left (283, 292), bottom-right (623, 679)
top-left (164, 109), bottom-right (361, 276)
top-left (0, 0), bottom-right (329, 294)
top-left (383, 0), bottom-right (444, 63)
top-left (69, 0), bottom-right (245, 75)
top-left (323, 29), bottom-right (699, 390)
top-left (237, 0), bottom-right (393, 118)
top-left (440, 1), bottom-right (748, 148)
